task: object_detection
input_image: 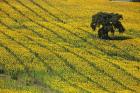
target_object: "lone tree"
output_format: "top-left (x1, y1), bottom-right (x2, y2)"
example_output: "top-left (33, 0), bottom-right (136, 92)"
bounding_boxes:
top-left (90, 12), bottom-right (125, 39)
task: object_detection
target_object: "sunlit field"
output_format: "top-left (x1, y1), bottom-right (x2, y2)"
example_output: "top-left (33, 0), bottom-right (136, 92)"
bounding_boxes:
top-left (0, 0), bottom-right (140, 93)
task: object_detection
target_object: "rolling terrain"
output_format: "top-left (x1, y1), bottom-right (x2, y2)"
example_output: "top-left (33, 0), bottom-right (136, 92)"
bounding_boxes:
top-left (0, 0), bottom-right (140, 93)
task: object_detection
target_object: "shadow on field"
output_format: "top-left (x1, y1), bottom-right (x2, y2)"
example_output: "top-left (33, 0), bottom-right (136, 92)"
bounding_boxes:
top-left (109, 36), bottom-right (132, 40)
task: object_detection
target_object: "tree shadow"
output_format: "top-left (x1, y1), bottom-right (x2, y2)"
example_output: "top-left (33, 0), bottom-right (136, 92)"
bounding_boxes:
top-left (109, 36), bottom-right (132, 40)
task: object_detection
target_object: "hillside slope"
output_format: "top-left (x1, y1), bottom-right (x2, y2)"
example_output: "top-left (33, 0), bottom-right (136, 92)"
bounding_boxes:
top-left (0, 0), bottom-right (140, 93)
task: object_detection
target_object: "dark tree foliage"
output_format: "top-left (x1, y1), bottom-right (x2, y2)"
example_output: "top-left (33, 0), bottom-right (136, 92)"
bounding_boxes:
top-left (90, 12), bottom-right (125, 39)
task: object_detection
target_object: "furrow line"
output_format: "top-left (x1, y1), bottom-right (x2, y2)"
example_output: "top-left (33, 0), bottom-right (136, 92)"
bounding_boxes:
top-left (31, 0), bottom-right (140, 83)
top-left (29, 0), bottom-right (64, 23)
top-left (2, 1), bottom-right (137, 92)
top-left (17, 1), bottom-right (139, 91)
top-left (42, 0), bottom-right (72, 19)
top-left (0, 6), bottom-right (111, 93)
top-left (0, 4), bottom-right (114, 93)
top-left (42, 0), bottom-right (140, 62)
top-left (0, 32), bottom-right (59, 93)
top-left (3, 0), bottom-right (68, 43)
top-left (0, 21), bottom-right (91, 93)
top-left (25, 35), bottom-right (112, 93)
top-left (30, 0), bottom-right (93, 36)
